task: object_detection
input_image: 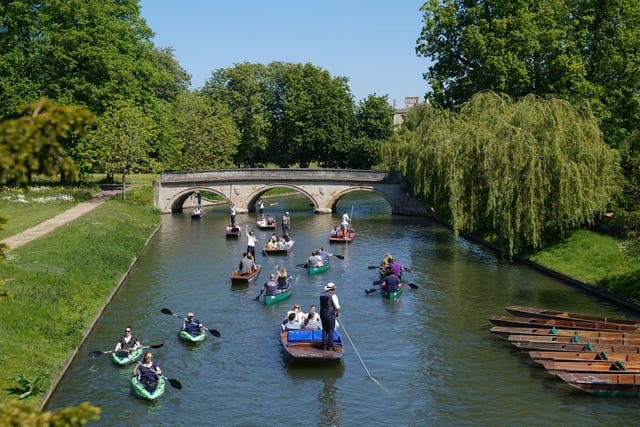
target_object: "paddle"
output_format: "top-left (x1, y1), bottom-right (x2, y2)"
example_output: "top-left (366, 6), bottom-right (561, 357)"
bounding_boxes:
top-left (160, 308), bottom-right (221, 337)
top-left (364, 287), bottom-right (379, 294)
top-left (372, 279), bottom-right (419, 289)
top-left (367, 265), bottom-right (413, 272)
top-left (334, 254), bottom-right (345, 260)
top-left (296, 263), bottom-right (308, 269)
top-left (163, 376), bottom-right (182, 389)
top-left (89, 343), bottom-right (164, 358)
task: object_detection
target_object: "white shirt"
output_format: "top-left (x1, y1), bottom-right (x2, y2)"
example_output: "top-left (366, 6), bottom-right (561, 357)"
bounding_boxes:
top-left (341, 213), bottom-right (349, 225)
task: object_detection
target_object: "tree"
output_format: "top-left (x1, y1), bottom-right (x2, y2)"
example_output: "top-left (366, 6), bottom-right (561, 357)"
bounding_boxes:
top-left (82, 101), bottom-right (157, 199)
top-left (0, 400), bottom-right (100, 426)
top-left (202, 63), bottom-right (271, 167)
top-left (382, 92), bottom-right (620, 256)
top-left (416, 0), bottom-right (640, 149)
top-left (169, 91), bottom-right (239, 170)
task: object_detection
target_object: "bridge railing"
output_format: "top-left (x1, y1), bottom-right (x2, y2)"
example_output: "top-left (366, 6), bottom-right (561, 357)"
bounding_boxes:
top-left (159, 168), bottom-right (403, 184)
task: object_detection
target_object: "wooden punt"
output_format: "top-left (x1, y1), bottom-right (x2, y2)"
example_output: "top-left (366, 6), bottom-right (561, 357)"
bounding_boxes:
top-left (256, 217), bottom-right (276, 230)
top-left (490, 326), bottom-right (640, 340)
top-left (262, 240), bottom-right (295, 256)
top-left (329, 228), bottom-right (355, 243)
top-left (191, 208), bottom-right (205, 218)
top-left (280, 329), bottom-right (343, 363)
top-left (505, 306), bottom-right (640, 327)
top-left (541, 359), bottom-right (640, 375)
top-left (225, 225), bottom-right (241, 238)
top-left (507, 334), bottom-right (640, 347)
top-left (528, 350), bottom-right (640, 364)
top-left (490, 315), bottom-right (640, 332)
top-left (230, 266), bottom-right (261, 285)
top-left (555, 372), bottom-right (640, 395)
top-left (511, 340), bottom-right (640, 353)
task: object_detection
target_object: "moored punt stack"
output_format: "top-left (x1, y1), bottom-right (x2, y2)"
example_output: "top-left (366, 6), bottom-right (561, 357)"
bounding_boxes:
top-left (491, 306), bottom-right (640, 395)
top-left (490, 315), bottom-right (640, 332)
top-left (505, 306), bottom-right (640, 327)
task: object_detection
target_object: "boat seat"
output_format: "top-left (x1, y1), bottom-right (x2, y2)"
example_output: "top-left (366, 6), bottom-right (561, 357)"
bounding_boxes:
top-left (286, 330), bottom-right (341, 344)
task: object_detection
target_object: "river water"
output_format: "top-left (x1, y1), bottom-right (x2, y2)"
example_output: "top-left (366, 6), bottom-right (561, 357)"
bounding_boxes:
top-left (45, 193), bottom-right (640, 426)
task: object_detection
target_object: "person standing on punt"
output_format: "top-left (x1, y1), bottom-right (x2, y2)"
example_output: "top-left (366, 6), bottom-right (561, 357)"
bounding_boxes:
top-left (246, 229), bottom-right (257, 258)
top-left (340, 210), bottom-right (350, 237)
top-left (230, 204), bottom-right (237, 227)
top-left (319, 282), bottom-right (340, 351)
top-left (282, 211), bottom-right (290, 236)
top-left (257, 198), bottom-right (264, 219)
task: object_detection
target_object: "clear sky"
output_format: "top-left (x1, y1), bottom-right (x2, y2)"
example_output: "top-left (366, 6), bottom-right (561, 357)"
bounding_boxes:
top-left (138, 0), bottom-right (431, 108)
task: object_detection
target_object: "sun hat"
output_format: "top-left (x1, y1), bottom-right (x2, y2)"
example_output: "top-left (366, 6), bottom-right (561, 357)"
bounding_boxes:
top-left (324, 282), bottom-right (336, 291)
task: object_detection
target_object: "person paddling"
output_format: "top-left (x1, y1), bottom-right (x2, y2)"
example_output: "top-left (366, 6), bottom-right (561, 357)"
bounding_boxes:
top-left (132, 351), bottom-right (162, 391)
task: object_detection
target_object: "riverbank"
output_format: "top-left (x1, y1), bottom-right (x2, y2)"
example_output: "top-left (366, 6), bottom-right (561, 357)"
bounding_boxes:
top-left (0, 186), bottom-right (159, 405)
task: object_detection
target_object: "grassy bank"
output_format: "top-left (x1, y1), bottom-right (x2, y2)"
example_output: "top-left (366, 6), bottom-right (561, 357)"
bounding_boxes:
top-left (526, 230), bottom-right (640, 303)
top-left (0, 185), bottom-right (159, 404)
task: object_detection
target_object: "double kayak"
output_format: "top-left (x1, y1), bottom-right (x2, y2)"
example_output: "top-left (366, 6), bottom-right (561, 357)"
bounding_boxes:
top-left (309, 262), bottom-right (330, 275)
top-left (112, 348), bottom-right (144, 366)
top-left (264, 277), bottom-right (293, 306)
top-left (130, 375), bottom-right (166, 400)
top-left (179, 330), bottom-right (207, 343)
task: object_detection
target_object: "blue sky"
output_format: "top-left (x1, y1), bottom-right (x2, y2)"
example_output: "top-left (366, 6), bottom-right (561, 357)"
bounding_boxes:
top-left (139, 1), bottom-right (431, 108)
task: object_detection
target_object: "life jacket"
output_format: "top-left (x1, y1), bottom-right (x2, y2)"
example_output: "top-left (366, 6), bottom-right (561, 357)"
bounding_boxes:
top-left (184, 319), bottom-right (201, 334)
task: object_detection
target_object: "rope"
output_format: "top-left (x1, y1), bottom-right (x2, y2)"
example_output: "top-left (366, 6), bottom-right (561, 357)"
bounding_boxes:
top-left (339, 320), bottom-right (386, 391)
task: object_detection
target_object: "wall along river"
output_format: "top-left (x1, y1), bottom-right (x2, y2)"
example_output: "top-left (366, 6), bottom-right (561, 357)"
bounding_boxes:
top-left (45, 192), bottom-right (640, 426)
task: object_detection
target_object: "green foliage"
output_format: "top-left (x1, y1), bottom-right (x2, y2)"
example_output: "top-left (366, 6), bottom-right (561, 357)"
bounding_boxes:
top-left (383, 92), bottom-right (620, 256)
top-left (80, 101), bottom-right (157, 198)
top-left (0, 400), bottom-right (100, 426)
top-left (416, 0), bottom-right (640, 210)
top-left (168, 91), bottom-right (239, 170)
top-left (7, 373), bottom-right (46, 399)
top-left (0, 98), bottom-right (94, 186)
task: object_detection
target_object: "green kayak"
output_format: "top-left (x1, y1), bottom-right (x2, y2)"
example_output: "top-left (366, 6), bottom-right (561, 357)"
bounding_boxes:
top-left (130, 375), bottom-right (165, 400)
top-left (111, 348), bottom-right (144, 366)
top-left (382, 288), bottom-right (403, 300)
top-left (309, 262), bottom-right (330, 275)
top-left (179, 330), bottom-right (207, 343)
top-left (265, 277), bottom-right (293, 305)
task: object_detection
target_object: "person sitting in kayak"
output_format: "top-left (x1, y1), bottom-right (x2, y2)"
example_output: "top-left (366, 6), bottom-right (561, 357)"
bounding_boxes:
top-left (319, 247), bottom-right (332, 264)
top-left (306, 250), bottom-right (323, 268)
top-left (114, 325), bottom-right (141, 353)
top-left (132, 351), bottom-right (162, 391)
top-left (380, 272), bottom-right (402, 292)
top-left (182, 312), bottom-right (203, 336)
top-left (389, 258), bottom-right (404, 279)
top-left (257, 274), bottom-right (281, 298)
top-left (277, 267), bottom-right (289, 289)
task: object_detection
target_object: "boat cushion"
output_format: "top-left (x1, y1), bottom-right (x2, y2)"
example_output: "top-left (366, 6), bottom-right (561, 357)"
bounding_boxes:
top-left (287, 330), bottom-right (341, 343)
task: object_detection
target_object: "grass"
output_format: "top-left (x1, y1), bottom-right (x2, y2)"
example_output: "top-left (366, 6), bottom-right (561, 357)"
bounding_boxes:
top-left (527, 230), bottom-right (640, 302)
top-left (0, 185), bottom-right (159, 404)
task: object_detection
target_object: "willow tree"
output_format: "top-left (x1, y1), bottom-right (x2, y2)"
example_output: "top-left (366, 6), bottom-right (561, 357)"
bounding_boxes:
top-left (382, 92), bottom-right (620, 256)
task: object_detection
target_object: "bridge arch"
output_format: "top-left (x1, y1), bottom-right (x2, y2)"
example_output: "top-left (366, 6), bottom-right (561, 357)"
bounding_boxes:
top-left (153, 169), bottom-right (430, 216)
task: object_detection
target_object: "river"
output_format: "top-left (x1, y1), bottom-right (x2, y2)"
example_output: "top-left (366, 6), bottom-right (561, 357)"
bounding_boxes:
top-left (45, 192), bottom-right (640, 426)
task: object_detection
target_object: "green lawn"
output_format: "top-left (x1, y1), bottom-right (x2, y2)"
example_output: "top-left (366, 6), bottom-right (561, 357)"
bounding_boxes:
top-left (0, 185), bottom-right (159, 404)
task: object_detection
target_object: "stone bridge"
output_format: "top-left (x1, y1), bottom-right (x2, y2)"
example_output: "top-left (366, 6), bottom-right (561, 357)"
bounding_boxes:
top-left (153, 169), bottom-right (430, 215)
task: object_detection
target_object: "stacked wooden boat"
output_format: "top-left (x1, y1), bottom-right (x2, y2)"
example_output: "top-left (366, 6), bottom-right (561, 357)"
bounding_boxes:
top-left (491, 305), bottom-right (640, 395)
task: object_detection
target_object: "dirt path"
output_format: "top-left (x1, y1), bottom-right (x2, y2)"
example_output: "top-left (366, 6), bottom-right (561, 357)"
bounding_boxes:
top-left (1, 189), bottom-right (122, 251)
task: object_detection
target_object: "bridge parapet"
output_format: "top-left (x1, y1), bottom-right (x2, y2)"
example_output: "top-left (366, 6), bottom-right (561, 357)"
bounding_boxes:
top-left (154, 169), bottom-right (428, 216)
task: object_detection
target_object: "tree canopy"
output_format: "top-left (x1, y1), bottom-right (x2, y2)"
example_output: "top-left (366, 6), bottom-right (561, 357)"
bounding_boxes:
top-left (416, 0), bottom-right (640, 150)
top-left (382, 92), bottom-right (620, 255)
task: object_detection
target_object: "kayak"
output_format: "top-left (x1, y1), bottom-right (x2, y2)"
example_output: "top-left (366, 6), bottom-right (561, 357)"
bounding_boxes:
top-left (309, 262), bottom-right (330, 275)
top-left (179, 330), bottom-right (207, 343)
top-left (382, 288), bottom-right (403, 300)
top-left (265, 277), bottom-right (293, 306)
top-left (130, 375), bottom-right (166, 401)
top-left (111, 348), bottom-right (144, 366)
